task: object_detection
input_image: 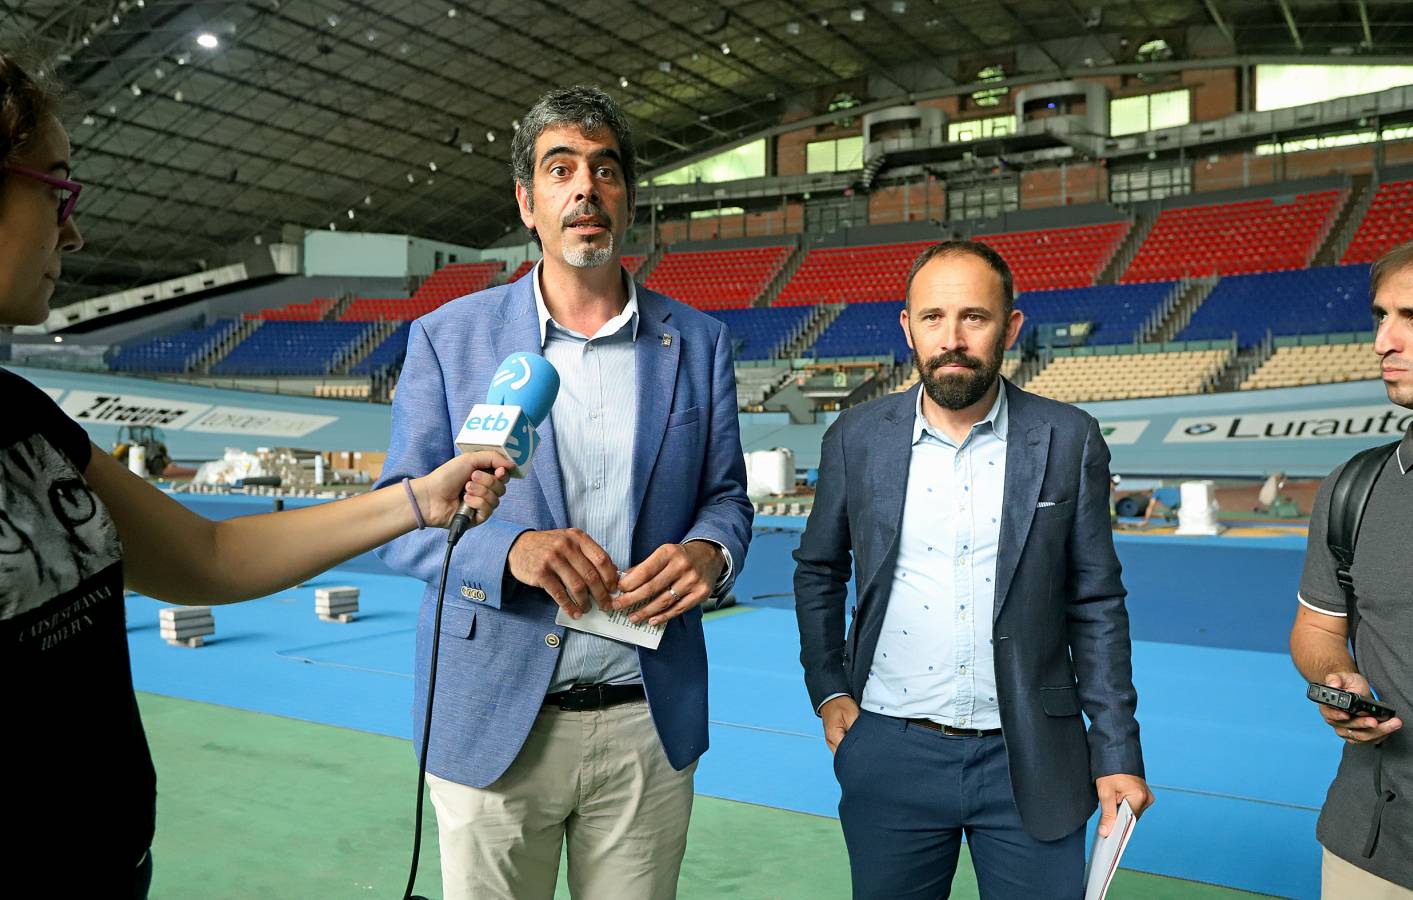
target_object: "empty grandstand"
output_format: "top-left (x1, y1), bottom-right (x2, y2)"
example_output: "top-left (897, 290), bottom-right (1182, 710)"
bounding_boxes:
top-left (1024, 342), bottom-right (1234, 402)
top-left (211, 321), bottom-right (375, 376)
top-left (810, 301), bottom-right (910, 363)
top-left (1341, 178), bottom-right (1413, 264)
top-left (1175, 264), bottom-right (1370, 346)
top-left (1017, 281), bottom-right (1178, 346)
top-left (109, 320), bottom-right (240, 374)
top-left (350, 322), bottom-right (413, 376)
top-left (1122, 191), bottom-right (1344, 283)
top-left (643, 246), bottom-right (790, 310)
top-left (1242, 336), bottom-right (1379, 390)
top-left (707, 306), bottom-right (813, 361)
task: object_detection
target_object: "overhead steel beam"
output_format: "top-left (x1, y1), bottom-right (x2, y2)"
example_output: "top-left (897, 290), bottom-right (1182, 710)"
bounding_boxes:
top-left (1276, 0), bottom-right (1304, 51)
top-left (1202, 0), bottom-right (1236, 49)
top-left (1357, 0), bottom-right (1374, 49)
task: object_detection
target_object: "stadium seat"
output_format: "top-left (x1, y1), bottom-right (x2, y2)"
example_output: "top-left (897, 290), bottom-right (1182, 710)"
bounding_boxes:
top-left (1341, 179), bottom-right (1413, 264)
top-left (1123, 191), bottom-right (1343, 282)
top-left (643, 246), bottom-right (790, 310)
top-left (1241, 340), bottom-right (1379, 390)
top-left (1175, 265), bottom-right (1370, 346)
top-left (1025, 349), bottom-right (1229, 402)
top-left (109, 320), bottom-right (240, 374)
top-left (211, 321), bottom-right (375, 376)
top-left (705, 306), bottom-right (813, 361)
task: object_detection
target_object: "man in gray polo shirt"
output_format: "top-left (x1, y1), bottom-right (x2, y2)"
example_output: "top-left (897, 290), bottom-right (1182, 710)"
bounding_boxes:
top-left (1291, 242), bottom-right (1413, 898)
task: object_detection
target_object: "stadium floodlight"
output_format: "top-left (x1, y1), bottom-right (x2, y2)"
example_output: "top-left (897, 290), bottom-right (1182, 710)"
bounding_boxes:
top-left (850, 8), bottom-right (866, 22)
top-left (196, 33), bottom-right (219, 49)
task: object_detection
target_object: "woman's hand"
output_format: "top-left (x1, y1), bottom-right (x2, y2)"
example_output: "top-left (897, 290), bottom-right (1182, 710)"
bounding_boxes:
top-left (413, 451), bottom-right (512, 529)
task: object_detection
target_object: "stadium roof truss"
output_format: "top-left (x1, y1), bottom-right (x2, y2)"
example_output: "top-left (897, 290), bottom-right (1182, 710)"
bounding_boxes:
top-left (4, 0), bottom-right (1412, 296)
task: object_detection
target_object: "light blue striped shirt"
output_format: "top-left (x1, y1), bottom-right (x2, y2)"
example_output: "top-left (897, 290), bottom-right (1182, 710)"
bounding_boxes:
top-left (859, 384), bottom-right (1008, 729)
top-left (534, 263), bottom-right (645, 691)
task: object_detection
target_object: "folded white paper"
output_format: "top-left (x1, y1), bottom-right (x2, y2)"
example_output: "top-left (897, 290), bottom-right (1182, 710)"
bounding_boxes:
top-left (555, 598), bottom-right (665, 650)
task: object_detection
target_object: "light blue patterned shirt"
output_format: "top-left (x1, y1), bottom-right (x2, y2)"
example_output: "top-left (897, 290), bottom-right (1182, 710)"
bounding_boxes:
top-left (858, 384), bottom-right (1008, 729)
top-left (533, 263), bottom-right (644, 691)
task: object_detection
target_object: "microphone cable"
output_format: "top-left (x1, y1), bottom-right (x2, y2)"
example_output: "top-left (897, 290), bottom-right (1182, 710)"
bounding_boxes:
top-left (401, 507), bottom-right (474, 900)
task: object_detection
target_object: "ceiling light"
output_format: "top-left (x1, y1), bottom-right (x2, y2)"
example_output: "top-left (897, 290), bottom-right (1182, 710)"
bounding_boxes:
top-left (347, 209), bottom-right (355, 220)
top-left (363, 194), bottom-right (373, 206)
top-left (329, 223), bottom-right (337, 231)
top-left (619, 76), bottom-right (629, 88)
top-left (107, 103), bottom-right (118, 114)
top-left (196, 33), bottom-right (219, 49)
top-left (153, 66), bottom-right (165, 78)
top-left (447, 7), bottom-right (458, 17)
top-left (720, 42), bottom-right (730, 54)
top-left (850, 8), bottom-right (865, 22)
top-left (112, 13), bottom-right (121, 25)
top-left (407, 172), bottom-right (417, 183)
top-left (176, 52), bottom-right (190, 65)
top-left (173, 90), bottom-right (184, 102)
top-left (819, 17), bottom-right (830, 27)
top-left (460, 142), bottom-right (474, 154)
top-left (786, 21), bottom-right (800, 35)
top-left (399, 42), bottom-right (412, 55)
top-left (658, 60), bottom-right (672, 73)
top-left (428, 161), bottom-right (438, 172)
top-left (511, 119), bottom-right (520, 131)
top-left (54, 336), bottom-right (64, 343)
top-left (325, 14), bottom-right (339, 27)
top-left (82, 114), bottom-right (96, 126)
top-left (486, 130), bottom-right (496, 142)
top-left (129, 83), bottom-right (142, 96)
top-left (365, 29), bottom-right (378, 42)
top-left (892, 0), bottom-right (907, 12)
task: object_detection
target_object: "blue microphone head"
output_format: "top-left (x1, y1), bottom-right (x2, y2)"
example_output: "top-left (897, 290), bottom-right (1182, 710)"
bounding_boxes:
top-left (486, 352), bottom-right (560, 425)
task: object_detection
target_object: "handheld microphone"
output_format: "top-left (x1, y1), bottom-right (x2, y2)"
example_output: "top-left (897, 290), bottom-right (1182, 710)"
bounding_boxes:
top-left (447, 353), bottom-right (561, 546)
top-left (405, 353), bottom-right (561, 900)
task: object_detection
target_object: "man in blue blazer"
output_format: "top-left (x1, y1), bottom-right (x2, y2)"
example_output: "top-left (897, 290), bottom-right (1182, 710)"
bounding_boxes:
top-left (794, 241), bottom-right (1152, 899)
top-left (376, 86), bottom-right (751, 900)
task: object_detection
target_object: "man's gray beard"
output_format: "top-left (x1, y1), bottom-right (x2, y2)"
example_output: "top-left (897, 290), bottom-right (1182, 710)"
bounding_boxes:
top-left (562, 231), bottom-right (615, 269)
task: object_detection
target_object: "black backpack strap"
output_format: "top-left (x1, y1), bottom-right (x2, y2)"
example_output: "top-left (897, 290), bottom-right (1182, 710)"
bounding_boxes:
top-left (1326, 441), bottom-right (1400, 660)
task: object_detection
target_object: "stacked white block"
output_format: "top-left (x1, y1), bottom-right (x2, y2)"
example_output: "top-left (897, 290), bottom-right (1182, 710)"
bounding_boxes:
top-left (160, 606), bottom-right (214, 648)
top-left (1176, 480), bottom-right (1223, 536)
top-left (316, 586), bottom-right (360, 623)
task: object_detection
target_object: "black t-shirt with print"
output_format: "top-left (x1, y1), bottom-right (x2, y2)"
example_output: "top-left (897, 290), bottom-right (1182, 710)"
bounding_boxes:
top-left (1, 368), bottom-right (155, 880)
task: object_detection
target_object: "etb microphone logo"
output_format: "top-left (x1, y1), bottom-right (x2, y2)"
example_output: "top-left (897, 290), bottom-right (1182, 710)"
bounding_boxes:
top-left (491, 356), bottom-right (533, 392)
top-left (456, 404), bottom-right (540, 475)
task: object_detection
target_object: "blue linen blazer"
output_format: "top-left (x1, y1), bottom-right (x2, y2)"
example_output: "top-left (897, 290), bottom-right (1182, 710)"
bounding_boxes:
top-left (375, 272), bottom-right (752, 787)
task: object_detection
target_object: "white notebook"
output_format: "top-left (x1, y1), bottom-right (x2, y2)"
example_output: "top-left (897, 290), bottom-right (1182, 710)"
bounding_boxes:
top-left (1084, 798), bottom-right (1138, 900)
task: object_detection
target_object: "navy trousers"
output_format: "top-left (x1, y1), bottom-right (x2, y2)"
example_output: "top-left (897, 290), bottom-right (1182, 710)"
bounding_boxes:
top-left (835, 710), bottom-right (1085, 900)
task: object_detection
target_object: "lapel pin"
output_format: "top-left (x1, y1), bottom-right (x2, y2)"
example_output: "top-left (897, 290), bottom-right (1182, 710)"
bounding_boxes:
top-left (661, 334), bottom-right (672, 348)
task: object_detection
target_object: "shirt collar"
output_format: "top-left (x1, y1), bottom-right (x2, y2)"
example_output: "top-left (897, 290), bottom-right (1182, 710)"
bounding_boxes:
top-left (912, 378), bottom-right (1009, 446)
top-left (1399, 421), bottom-right (1413, 476)
top-left (532, 260), bottom-right (640, 347)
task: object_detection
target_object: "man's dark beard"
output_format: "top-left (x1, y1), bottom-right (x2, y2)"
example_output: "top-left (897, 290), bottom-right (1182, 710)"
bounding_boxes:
top-left (912, 331), bottom-right (1006, 411)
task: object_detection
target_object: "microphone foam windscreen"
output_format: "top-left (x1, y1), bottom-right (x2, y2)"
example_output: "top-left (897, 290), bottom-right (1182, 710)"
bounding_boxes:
top-left (486, 352), bottom-right (561, 425)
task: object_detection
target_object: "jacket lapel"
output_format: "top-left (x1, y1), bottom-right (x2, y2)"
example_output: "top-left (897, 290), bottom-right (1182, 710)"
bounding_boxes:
top-left (489, 277), bottom-right (569, 530)
top-left (628, 292), bottom-right (681, 537)
top-left (993, 382), bottom-right (1050, 620)
top-left (861, 387), bottom-right (919, 596)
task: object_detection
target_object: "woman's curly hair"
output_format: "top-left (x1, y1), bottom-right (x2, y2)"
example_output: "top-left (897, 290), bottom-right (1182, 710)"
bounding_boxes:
top-left (0, 52), bottom-right (64, 167)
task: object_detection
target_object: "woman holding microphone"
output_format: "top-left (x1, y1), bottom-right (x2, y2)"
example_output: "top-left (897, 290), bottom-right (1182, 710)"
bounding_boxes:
top-left (0, 52), bottom-right (507, 894)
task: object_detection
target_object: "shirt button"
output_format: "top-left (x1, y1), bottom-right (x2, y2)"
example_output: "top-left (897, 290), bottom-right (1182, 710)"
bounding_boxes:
top-left (959, 665), bottom-right (968, 674)
top-left (592, 481), bottom-right (602, 490)
top-left (589, 412), bottom-right (599, 420)
top-left (545, 633), bottom-right (561, 648)
top-left (958, 718), bottom-right (968, 726)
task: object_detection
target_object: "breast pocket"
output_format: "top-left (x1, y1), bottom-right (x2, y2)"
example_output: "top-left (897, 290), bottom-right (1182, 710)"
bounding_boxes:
top-left (666, 406), bottom-right (701, 430)
top-left (438, 604), bottom-right (476, 640)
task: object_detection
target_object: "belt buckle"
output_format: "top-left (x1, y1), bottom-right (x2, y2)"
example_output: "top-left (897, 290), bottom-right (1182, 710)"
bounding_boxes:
top-left (942, 725), bottom-right (982, 737)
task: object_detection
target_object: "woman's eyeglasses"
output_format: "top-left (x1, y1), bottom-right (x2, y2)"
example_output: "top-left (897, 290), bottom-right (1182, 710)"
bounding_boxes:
top-left (2, 164), bottom-right (82, 225)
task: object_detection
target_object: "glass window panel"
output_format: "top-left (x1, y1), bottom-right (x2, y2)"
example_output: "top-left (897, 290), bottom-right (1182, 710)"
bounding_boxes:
top-left (1256, 65), bottom-right (1413, 112)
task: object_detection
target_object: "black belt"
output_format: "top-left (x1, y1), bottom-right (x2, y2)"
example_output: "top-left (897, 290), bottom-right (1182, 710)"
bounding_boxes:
top-left (544, 683), bottom-right (645, 711)
top-left (907, 718), bottom-right (1001, 737)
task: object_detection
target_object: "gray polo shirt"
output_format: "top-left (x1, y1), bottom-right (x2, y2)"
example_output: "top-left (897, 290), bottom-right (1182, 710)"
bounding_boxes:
top-left (1299, 423), bottom-right (1413, 888)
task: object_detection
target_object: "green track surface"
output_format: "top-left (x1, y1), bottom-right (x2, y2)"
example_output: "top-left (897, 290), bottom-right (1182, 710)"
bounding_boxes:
top-left (140, 693), bottom-right (1265, 898)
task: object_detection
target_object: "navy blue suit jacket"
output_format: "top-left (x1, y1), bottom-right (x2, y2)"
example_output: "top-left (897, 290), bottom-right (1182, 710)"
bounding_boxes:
top-left (793, 380), bottom-right (1144, 841)
top-left (376, 272), bottom-right (752, 788)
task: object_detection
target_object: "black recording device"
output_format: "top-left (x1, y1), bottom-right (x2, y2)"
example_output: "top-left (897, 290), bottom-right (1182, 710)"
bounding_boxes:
top-left (1307, 682), bottom-right (1397, 722)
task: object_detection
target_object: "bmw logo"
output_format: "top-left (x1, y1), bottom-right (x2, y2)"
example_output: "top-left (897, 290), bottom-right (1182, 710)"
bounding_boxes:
top-left (1185, 423), bottom-right (1218, 435)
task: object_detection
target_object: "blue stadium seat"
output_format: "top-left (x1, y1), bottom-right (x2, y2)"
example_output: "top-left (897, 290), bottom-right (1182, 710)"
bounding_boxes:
top-left (349, 322), bottom-right (412, 375)
top-left (706, 307), bottom-right (813, 361)
top-left (1175, 265), bottom-right (1371, 347)
top-left (109, 320), bottom-right (239, 374)
top-left (810, 302), bottom-right (910, 363)
top-left (1017, 282), bottom-right (1177, 346)
top-left (211, 321), bottom-right (374, 376)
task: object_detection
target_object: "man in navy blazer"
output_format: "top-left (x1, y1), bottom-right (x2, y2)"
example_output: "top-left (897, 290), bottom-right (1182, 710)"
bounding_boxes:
top-left (794, 241), bottom-right (1152, 899)
top-left (376, 86), bottom-right (751, 900)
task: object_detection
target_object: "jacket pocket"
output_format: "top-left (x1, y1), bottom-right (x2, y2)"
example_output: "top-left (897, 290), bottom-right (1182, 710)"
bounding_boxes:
top-left (1040, 685), bottom-right (1081, 717)
top-left (438, 603), bottom-right (476, 639)
top-left (666, 406), bottom-right (701, 429)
